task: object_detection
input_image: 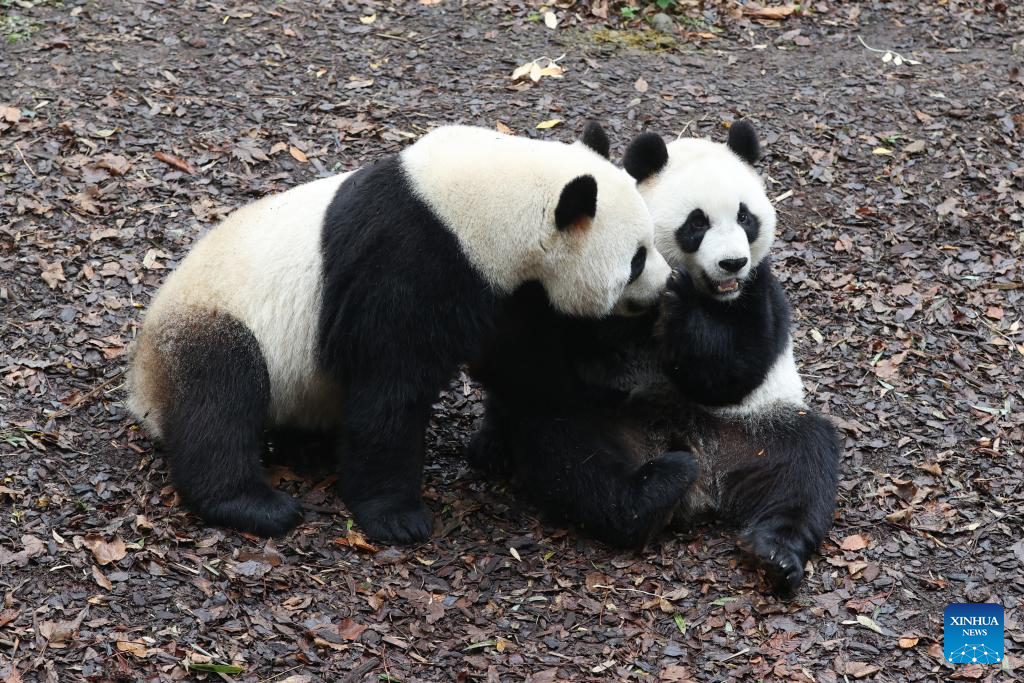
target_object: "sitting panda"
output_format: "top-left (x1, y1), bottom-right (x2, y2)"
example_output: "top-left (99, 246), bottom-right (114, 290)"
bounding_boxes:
top-left (468, 122), bottom-right (841, 595)
top-left (126, 123), bottom-right (672, 544)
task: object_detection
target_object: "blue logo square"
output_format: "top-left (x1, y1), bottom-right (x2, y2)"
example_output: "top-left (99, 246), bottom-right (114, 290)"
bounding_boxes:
top-left (944, 603), bottom-right (1004, 663)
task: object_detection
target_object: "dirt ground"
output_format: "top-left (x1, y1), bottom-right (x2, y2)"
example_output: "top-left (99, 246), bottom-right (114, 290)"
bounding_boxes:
top-left (1, 1), bottom-right (1023, 681)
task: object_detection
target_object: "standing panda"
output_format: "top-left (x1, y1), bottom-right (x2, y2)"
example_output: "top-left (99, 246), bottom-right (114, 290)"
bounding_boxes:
top-left (127, 124), bottom-right (672, 544)
top-left (468, 122), bottom-right (841, 595)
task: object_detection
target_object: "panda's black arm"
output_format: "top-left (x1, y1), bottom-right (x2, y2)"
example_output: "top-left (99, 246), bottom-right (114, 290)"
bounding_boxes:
top-left (657, 264), bottom-right (789, 407)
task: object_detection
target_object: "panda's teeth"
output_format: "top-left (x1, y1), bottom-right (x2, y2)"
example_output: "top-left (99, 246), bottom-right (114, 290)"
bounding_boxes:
top-left (716, 279), bottom-right (738, 293)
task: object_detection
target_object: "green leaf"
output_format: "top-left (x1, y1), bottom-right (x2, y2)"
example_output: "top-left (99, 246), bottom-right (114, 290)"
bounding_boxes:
top-left (188, 663), bottom-right (245, 674)
top-left (673, 613), bottom-right (687, 635)
top-left (464, 640), bottom-right (497, 651)
top-left (710, 596), bottom-right (738, 607)
top-left (856, 614), bottom-right (885, 634)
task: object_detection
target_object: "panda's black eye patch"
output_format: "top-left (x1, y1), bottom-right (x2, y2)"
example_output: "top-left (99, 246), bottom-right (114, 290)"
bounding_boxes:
top-left (675, 208), bottom-right (709, 254)
top-left (737, 202), bottom-right (760, 243)
top-left (627, 245), bottom-right (647, 284)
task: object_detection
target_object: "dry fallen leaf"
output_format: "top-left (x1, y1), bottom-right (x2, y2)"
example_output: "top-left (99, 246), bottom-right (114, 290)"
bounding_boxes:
top-left (743, 3), bottom-right (799, 20)
top-left (359, 13), bottom-right (376, 24)
top-left (840, 534), bottom-right (869, 551)
top-left (92, 564), bottom-right (113, 590)
top-left (154, 151), bottom-right (196, 174)
top-left (289, 147), bottom-right (309, 163)
top-left (94, 153), bottom-right (131, 175)
top-left (536, 119), bottom-right (562, 130)
top-left (544, 11), bottom-right (557, 29)
top-left (338, 618), bottom-right (368, 641)
top-left (936, 196), bottom-right (958, 216)
top-left (0, 105), bottom-right (21, 122)
top-left (82, 534), bottom-right (127, 566)
top-left (855, 614), bottom-right (884, 634)
top-left (904, 140), bottom-right (926, 154)
top-left (142, 248), bottom-right (170, 270)
top-left (843, 661), bottom-right (881, 679)
top-left (116, 639), bottom-right (152, 658)
top-left (333, 531), bottom-right (378, 553)
top-left (899, 636), bottom-right (920, 648)
top-left (511, 59), bottom-right (564, 83)
top-left (495, 121), bottom-right (512, 134)
top-left (40, 260), bottom-right (65, 289)
top-left (634, 77), bottom-right (649, 93)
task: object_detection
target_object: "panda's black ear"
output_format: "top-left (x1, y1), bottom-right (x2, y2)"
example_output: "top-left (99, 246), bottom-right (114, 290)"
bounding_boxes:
top-left (580, 121), bottom-right (611, 159)
top-left (623, 132), bottom-right (668, 182)
top-left (727, 119), bottom-right (760, 165)
top-left (555, 175), bottom-right (598, 232)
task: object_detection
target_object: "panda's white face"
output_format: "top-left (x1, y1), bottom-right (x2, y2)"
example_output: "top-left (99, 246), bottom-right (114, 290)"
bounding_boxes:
top-left (402, 126), bottom-right (669, 317)
top-left (538, 168), bottom-right (671, 317)
top-left (640, 137), bottom-right (776, 302)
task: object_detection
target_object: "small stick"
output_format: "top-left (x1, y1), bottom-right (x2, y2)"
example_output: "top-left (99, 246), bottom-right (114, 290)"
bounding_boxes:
top-left (13, 143), bottom-right (40, 181)
top-left (46, 370), bottom-right (125, 421)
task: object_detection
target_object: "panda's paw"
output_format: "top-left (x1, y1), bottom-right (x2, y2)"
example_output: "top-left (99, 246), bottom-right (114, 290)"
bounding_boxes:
top-left (351, 496), bottom-right (434, 545)
top-left (663, 269), bottom-right (697, 306)
top-left (204, 488), bottom-right (304, 538)
top-left (636, 450), bottom-right (699, 493)
top-left (741, 526), bottom-right (808, 598)
top-left (606, 451), bottom-right (698, 549)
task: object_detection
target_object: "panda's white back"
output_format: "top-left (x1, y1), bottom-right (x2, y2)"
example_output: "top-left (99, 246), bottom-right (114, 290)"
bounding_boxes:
top-left (128, 173), bottom-right (353, 436)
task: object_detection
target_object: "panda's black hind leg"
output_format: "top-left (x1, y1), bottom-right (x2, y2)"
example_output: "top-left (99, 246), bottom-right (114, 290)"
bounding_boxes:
top-left (160, 313), bottom-right (302, 538)
top-left (720, 412), bottom-right (841, 597)
top-left (464, 400), bottom-right (516, 478)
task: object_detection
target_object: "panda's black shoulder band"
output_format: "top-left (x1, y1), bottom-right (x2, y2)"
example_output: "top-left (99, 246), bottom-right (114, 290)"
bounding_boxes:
top-left (623, 132), bottom-right (668, 182)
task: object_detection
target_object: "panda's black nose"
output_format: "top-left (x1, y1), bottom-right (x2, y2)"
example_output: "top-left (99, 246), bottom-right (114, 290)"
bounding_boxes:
top-left (719, 257), bottom-right (748, 273)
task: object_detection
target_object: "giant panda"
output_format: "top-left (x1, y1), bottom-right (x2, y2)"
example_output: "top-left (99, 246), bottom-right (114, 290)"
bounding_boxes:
top-left (467, 122), bottom-right (841, 595)
top-left (126, 123), bottom-right (672, 544)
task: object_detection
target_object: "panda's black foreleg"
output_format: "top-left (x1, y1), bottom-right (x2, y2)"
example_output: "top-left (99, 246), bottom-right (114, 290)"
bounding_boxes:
top-left (658, 267), bottom-right (785, 407)
top-left (719, 412), bottom-right (841, 596)
top-left (335, 381), bottom-right (434, 545)
top-left (161, 314), bottom-right (303, 537)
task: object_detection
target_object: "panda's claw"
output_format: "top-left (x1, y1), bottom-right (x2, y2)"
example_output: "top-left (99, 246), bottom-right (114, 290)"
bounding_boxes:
top-left (740, 524), bottom-right (810, 598)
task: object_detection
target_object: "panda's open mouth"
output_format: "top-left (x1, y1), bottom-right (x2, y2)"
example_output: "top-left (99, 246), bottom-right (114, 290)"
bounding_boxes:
top-left (713, 279), bottom-right (739, 294)
top-left (702, 273), bottom-right (742, 297)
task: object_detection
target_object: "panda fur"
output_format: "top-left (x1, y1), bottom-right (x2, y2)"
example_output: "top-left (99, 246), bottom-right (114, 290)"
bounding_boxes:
top-left (468, 122), bottom-right (841, 595)
top-left (127, 123), bottom-right (671, 543)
